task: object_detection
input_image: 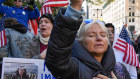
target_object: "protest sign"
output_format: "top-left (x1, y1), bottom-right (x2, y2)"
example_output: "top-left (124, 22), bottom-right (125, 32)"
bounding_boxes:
top-left (1, 57), bottom-right (55, 79)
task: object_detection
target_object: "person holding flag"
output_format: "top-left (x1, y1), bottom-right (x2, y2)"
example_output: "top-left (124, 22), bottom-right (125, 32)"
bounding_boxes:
top-left (0, 0), bottom-right (40, 29)
top-left (113, 26), bottom-right (138, 79)
top-left (105, 23), bottom-right (137, 79)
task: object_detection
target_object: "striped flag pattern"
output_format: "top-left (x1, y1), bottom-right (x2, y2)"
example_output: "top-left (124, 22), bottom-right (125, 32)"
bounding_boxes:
top-left (43, 0), bottom-right (69, 7)
top-left (40, 6), bottom-right (53, 16)
top-left (114, 26), bottom-right (140, 68)
top-left (0, 16), bottom-right (7, 47)
top-left (28, 19), bottom-right (38, 35)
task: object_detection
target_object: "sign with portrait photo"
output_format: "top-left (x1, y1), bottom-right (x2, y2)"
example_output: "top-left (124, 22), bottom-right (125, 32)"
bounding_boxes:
top-left (1, 57), bottom-right (55, 79)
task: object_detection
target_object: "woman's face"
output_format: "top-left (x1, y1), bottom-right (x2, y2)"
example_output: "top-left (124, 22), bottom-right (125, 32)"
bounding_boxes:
top-left (107, 27), bottom-right (114, 45)
top-left (39, 18), bottom-right (53, 38)
top-left (82, 24), bottom-right (108, 56)
top-left (14, 0), bottom-right (23, 8)
top-left (19, 68), bottom-right (25, 75)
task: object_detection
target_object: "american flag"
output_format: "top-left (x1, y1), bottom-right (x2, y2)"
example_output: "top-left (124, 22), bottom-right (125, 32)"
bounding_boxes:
top-left (28, 0), bottom-right (69, 35)
top-left (28, 19), bottom-right (38, 35)
top-left (43, 0), bottom-right (69, 7)
top-left (40, 5), bottom-right (53, 16)
top-left (0, 16), bottom-right (7, 47)
top-left (114, 26), bottom-right (140, 67)
top-left (40, 0), bottom-right (69, 16)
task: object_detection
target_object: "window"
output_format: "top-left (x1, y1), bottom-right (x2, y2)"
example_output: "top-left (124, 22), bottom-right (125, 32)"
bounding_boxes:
top-left (93, 14), bottom-right (95, 16)
top-left (129, 0), bottom-right (131, 3)
top-left (132, 6), bottom-right (135, 10)
top-left (129, 0), bottom-right (135, 4)
top-left (128, 26), bottom-right (135, 32)
top-left (132, 0), bottom-right (135, 4)
top-left (122, 13), bottom-right (124, 16)
top-left (122, 1), bottom-right (124, 5)
top-left (101, 14), bottom-right (102, 16)
top-left (129, 18), bottom-right (131, 22)
top-left (129, 8), bottom-right (131, 10)
top-left (119, 4), bottom-right (121, 7)
top-left (129, 12), bottom-right (131, 16)
top-left (132, 18), bottom-right (135, 22)
top-left (132, 12), bottom-right (135, 16)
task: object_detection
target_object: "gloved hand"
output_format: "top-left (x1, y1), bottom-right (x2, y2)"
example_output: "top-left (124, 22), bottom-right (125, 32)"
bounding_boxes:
top-left (28, 0), bottom-right (36, 8)
top-left (70, 0), bottom-right (84, 11)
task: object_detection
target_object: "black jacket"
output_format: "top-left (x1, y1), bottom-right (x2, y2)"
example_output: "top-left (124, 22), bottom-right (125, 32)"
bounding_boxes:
top-left (45, 8), bottom-right (130, 79)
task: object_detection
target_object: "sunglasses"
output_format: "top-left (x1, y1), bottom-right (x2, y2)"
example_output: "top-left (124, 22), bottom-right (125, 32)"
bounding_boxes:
top-left (84, 19), bottom-right (105, 25)
top-left (14, 0), bottom-right (22, 2)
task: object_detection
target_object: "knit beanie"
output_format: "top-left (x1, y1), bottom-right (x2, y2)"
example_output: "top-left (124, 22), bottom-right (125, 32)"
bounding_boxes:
top-left (39, 13), bottom-right (54, 24)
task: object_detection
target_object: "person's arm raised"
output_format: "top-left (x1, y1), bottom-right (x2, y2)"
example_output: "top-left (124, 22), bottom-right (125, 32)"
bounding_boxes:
top-left (45, 0), bottom-right (84, 78)
top-left (65, 0), bottom-right (84, 20)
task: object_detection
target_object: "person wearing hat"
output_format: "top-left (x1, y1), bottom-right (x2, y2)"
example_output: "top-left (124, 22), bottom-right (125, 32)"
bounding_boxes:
top-left (0, 0), bottom-right (40, 29)
top-left (32, 13), bottom-right (54, 59)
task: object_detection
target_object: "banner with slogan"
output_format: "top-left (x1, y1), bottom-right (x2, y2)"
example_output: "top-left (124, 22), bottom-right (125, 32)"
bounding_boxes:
top-left (1, 57), bottom-right (55, 79)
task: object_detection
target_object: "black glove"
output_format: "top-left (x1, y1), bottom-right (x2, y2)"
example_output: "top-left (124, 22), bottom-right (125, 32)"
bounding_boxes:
top-left (28, 0), bottom-right (36, 7)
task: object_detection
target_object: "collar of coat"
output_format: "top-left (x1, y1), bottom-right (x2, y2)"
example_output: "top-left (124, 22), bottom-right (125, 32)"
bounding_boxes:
top-left (12, 6), bottom-right (23, 9)
top-left (72, 40), bottom-right (116, 76)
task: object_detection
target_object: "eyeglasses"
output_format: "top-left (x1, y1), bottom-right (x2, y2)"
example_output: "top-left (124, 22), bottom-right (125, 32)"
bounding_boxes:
top-left (84, 19), bottom-right (105, 25)
top-left (14, 0), bottom-right (22, 2)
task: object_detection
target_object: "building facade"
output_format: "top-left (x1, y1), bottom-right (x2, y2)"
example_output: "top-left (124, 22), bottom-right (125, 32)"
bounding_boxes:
top-left (88, 4), bottom-right (103, 21)
top-left (103, 0), bottom-right (140, 35)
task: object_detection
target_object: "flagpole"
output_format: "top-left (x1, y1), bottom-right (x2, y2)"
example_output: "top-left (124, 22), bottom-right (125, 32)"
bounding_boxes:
top-left (86, 1), bottom-right (89, 19)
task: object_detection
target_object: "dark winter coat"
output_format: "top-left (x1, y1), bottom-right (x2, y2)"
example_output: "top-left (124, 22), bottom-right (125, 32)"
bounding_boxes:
top-left (45, 8), bottom-right (131, 79)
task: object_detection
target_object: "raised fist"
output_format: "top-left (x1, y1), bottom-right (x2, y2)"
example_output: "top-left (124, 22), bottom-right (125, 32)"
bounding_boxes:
top-left (70, 0), bottom-right (84, 3)
top-left (70, 0), bottom-right (84, 11)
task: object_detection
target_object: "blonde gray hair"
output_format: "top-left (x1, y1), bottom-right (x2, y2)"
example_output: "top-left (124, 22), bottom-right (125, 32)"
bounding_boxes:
top-left (77, 20), bottom-right (110, 45)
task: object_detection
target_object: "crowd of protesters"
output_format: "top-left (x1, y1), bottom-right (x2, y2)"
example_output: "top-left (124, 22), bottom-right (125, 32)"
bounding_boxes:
top-left (0, 0), bottom-right (140, 79)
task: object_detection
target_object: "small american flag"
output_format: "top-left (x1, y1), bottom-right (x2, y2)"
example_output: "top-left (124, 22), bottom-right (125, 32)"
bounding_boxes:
top-left (114, 26), bottom-right (140, 67)
top-left (0, 16), bottom-right (7, 47)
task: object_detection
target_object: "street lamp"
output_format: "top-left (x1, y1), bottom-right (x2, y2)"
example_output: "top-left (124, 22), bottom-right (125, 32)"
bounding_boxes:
top-left (97, 9), bottom-right (99, 20)
top-left (87, 2), bottom-right (89, 19)
top-left (96, 9), bottom-right (102, 20)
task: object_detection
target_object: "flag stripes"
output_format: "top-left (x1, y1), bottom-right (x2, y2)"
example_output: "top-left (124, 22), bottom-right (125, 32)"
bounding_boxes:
top-left (43, 0), bottom-right (69, 7)
top-left (28, 19), bottom-right (38, 35)
top-left (0, 16), bottom-right (7, 47)
top-left (40, 6), bottom-right (53, 16)
top-left (114, 26), bottom-right (140, 68)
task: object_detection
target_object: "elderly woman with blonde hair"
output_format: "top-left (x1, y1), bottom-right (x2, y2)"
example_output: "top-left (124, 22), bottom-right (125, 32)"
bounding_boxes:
top-left (45, 0), bottom-right (131, 79)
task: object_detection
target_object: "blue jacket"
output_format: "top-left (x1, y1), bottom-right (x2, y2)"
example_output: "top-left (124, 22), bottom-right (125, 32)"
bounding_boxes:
top-left (0, 0), bottom-right (40, 29)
